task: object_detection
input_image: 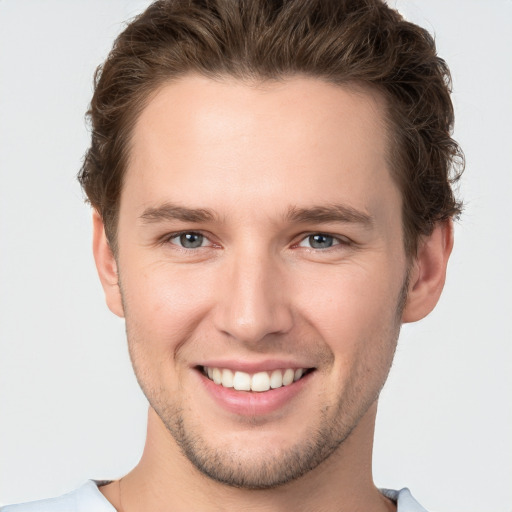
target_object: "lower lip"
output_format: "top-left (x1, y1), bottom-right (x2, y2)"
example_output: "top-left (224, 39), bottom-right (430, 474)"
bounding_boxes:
top-left (197, 370), bottom-right (313, 416)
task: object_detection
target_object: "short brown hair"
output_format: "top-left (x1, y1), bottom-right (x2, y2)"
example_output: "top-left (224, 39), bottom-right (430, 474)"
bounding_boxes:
top-left (78, 0), bottom-right (463, 255)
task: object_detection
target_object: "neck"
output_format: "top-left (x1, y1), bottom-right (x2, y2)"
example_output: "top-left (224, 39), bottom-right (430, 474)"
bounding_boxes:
top-left (102, 403), bottom-right (395, 512)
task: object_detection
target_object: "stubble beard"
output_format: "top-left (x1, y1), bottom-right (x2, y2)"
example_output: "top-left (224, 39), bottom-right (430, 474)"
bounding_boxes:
top-left (122, 275), bottom-right (408, 490)
top-left (157, 390), bottom-right (365, 490)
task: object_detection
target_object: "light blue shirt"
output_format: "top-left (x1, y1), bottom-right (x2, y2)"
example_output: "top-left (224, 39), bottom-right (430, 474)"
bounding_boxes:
top-left (1, 480), bottom-right (429, 511)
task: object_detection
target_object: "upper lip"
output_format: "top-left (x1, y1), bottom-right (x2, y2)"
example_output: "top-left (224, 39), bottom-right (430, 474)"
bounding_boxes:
top-left (195, 359), bottom-right (314, 373)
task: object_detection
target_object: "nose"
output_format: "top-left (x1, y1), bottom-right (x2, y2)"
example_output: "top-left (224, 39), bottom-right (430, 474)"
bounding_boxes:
top-left (213, 250), bottom-right (294, 345)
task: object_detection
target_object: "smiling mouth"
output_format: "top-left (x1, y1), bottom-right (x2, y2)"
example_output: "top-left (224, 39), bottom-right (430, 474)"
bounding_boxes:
top-left (199, 366), bottom-right (314, 392)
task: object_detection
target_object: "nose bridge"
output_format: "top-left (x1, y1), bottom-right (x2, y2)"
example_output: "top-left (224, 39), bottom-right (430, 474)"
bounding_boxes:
top-left (214, 244), bottom-right (293, 344)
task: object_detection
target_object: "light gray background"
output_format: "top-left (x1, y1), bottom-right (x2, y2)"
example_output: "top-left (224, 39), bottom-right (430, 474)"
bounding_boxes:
top-left (0, 1), bottom-right (511, 510)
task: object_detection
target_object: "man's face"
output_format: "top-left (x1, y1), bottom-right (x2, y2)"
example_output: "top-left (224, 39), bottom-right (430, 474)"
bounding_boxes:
top-left (113, 76), bottom-right (409, 488)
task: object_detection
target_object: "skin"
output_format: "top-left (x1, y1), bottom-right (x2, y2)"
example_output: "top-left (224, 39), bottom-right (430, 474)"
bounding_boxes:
top-left (94, 75), bottom-right (453, 511)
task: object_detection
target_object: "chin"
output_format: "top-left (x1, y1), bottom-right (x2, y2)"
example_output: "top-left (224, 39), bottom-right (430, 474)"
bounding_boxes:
top-left (149, 389), bottom-right (369, 490)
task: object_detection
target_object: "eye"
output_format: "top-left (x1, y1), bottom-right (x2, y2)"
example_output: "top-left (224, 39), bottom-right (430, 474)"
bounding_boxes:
top-left (168, 232), bottom-right (209, 249)
top-left (298, 233), bottom-right (343, 249)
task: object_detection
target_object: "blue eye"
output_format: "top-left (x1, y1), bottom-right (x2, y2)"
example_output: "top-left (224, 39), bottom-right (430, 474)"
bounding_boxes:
top-left (171, 232), bottom-right (206, 249)
top-left (299, 234), bottom-right (340, 249)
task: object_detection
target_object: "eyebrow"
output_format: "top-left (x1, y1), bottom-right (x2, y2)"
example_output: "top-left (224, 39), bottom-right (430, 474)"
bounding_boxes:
top-left (139, 202), bottom-right (373, 227)
top-left (285, 204), bottom-right (374, 227)
top-left (139, 203), bottom-right (217, 223)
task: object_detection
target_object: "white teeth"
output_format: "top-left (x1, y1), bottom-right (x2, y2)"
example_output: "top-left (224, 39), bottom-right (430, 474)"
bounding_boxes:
top-left (221, 368), bottom-right (234, 388)
top-left (212, 367), bottom-right (222, 385)
top-left (270, 369), bottom-right (283, 389)
top-left (251, 372), bottom-right (270, 392)
top-left (204, 366), bottom-right (308, 392)
top-left (282, 368), bottom-right (294, 386)
top-left (233, 371), bottom-right (251, 391)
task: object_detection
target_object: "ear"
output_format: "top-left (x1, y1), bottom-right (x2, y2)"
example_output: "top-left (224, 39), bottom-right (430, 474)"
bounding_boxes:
top-left (402, 220), bottom-right (454, 323)
top-left (92, 210), bottom-right (125, 318)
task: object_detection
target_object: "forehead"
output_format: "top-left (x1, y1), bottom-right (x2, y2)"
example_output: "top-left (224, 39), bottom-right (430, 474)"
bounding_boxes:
top-left (122, 75), bottom-right (398, 226)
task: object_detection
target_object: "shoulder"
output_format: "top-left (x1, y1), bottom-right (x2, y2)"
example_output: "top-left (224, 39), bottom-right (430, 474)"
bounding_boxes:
top-left (1, 481), bottom-right (115, 512)
top-left (381, 488), bottom-right (429, 512)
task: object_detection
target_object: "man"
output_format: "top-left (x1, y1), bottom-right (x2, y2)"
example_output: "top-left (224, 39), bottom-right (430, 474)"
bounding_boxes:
top-left (2, 0), bottom-right (463, 510)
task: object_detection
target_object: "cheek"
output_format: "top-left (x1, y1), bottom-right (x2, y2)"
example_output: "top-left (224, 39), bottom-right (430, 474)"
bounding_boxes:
top-left (295, 263), bottom-right (398, 322)
top-left (119, 263), bottom-right (218, 402)
top-left (292, 262), bottom-right (403, 361)
top-left (120, 260), bottom-right (216, 351)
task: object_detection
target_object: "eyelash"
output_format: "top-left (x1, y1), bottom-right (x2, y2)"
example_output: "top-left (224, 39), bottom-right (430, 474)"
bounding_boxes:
top-left (296, 233), bottom-right (350, 250)
top-left (163, 231), bottom-right (216, 250)
top-left (162, 231), bottom-right (351, 251)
